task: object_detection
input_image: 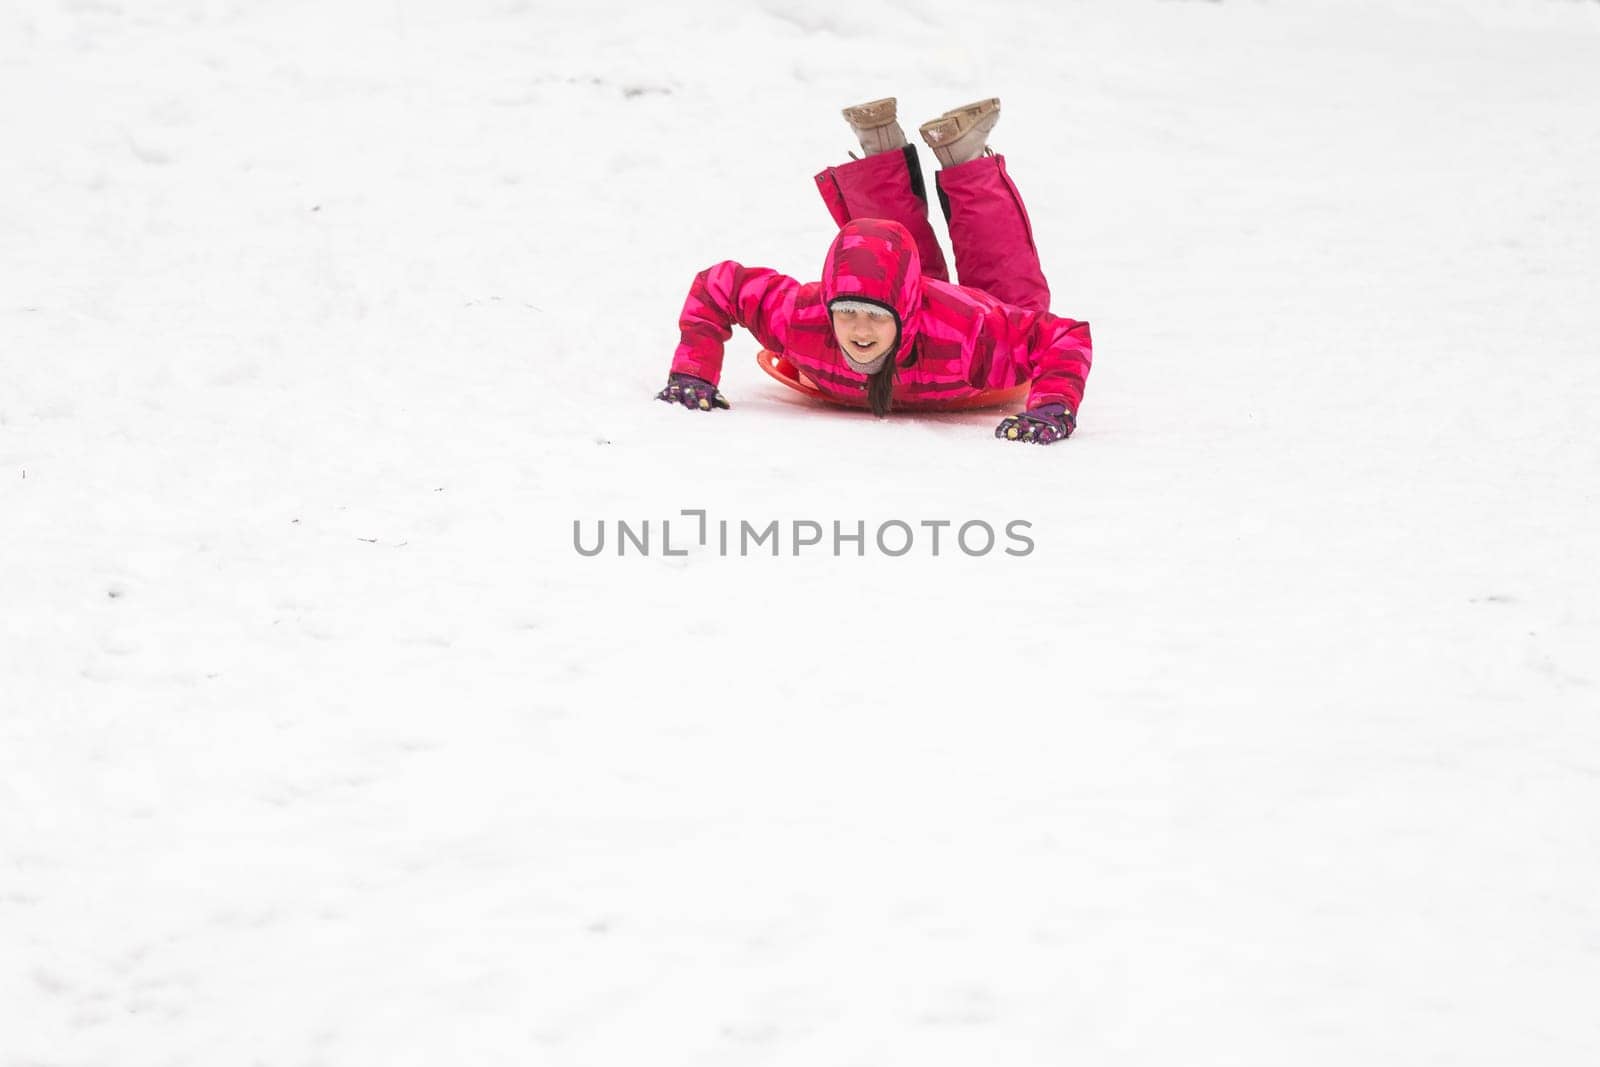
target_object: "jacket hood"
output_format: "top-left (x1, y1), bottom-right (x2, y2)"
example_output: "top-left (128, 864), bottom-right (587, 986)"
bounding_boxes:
top-left (820, 218), bottom-right (923, 368)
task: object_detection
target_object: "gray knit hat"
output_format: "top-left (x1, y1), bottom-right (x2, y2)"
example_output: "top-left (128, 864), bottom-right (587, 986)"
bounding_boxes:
top-left (828, 298), bottom-right (894, 318)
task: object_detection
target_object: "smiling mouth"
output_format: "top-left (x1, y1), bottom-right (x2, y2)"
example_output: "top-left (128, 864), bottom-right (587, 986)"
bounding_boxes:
top-left (851, 341), bottom-right (876, 351)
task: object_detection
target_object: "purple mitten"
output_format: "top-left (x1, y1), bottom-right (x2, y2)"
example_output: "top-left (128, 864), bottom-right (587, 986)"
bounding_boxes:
top-left (995, 402), bottom-right (1075, 445)
top-left (656, 371), bottom-right (730, 411)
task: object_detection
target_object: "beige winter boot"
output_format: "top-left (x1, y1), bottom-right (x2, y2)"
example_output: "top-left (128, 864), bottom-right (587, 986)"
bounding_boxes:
top-left (841, 96), bottom-right (908, 157)
top-left (918, 97), bottom-right (1000, 167)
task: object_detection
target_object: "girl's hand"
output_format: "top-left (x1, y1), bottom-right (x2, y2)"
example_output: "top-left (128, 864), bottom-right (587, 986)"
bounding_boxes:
top-left (996, 402), bottom-right (1074, 445)
top-left (656, 372), bottom-right (730, 411)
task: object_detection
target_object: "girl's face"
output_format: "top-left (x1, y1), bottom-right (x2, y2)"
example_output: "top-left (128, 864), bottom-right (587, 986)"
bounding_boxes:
top-left (831, 306), bottom-right (897, 364)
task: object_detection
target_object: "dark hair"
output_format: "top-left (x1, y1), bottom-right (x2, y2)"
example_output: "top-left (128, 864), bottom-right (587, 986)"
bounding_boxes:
top-left (867, 357), bottom-right (896, 417)
top-left (869, 313), bottom-right (911, 418)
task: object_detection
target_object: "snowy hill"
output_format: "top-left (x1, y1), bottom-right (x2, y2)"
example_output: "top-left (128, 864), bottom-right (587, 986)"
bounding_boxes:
top-left (4, 1), bottom-right (1599, 1063)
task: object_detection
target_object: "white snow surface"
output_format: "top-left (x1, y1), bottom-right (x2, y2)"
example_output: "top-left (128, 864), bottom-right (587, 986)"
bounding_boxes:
top-left (4, 0), bottom-right (1600, 1063)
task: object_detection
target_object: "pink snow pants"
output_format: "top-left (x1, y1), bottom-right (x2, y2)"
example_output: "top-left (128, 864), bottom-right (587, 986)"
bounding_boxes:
top-left (813, 147), bottom-right (1051, 313)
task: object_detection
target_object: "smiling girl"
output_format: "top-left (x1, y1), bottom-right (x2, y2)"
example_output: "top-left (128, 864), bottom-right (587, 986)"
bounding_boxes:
top-left (656, 97), bottom-right (1093, 446)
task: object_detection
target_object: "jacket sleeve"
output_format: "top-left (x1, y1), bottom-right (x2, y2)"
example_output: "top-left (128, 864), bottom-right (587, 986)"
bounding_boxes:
top-left (1011, 311), bottom-right (1093, 413)
top-left (671, 261), bottom-right (801, 385)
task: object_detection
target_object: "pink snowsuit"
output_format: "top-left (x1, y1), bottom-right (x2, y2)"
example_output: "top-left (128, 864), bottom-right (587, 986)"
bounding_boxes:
top-left (670, 148), bottom-right (1093, 414)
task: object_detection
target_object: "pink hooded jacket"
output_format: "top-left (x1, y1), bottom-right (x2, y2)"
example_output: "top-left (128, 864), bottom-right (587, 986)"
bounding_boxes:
top-left (669, 217), bottom-right (1092, 413)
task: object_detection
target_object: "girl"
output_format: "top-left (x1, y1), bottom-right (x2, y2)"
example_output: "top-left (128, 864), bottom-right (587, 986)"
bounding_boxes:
top-left (656, 97), bottom-right (1092, 446)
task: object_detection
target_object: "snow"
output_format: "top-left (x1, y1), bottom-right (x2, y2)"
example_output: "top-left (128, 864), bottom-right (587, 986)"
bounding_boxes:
top-left (3, 0), bottom-right (1599, 1063)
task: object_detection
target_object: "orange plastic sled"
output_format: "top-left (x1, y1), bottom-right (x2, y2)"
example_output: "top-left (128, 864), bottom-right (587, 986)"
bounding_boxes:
top-left (755, 349), bottom-right (1028, 412)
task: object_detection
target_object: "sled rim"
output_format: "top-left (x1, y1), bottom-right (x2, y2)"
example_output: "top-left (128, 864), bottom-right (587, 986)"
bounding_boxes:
top-left (755, 349), bottom-right (1027, 412)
